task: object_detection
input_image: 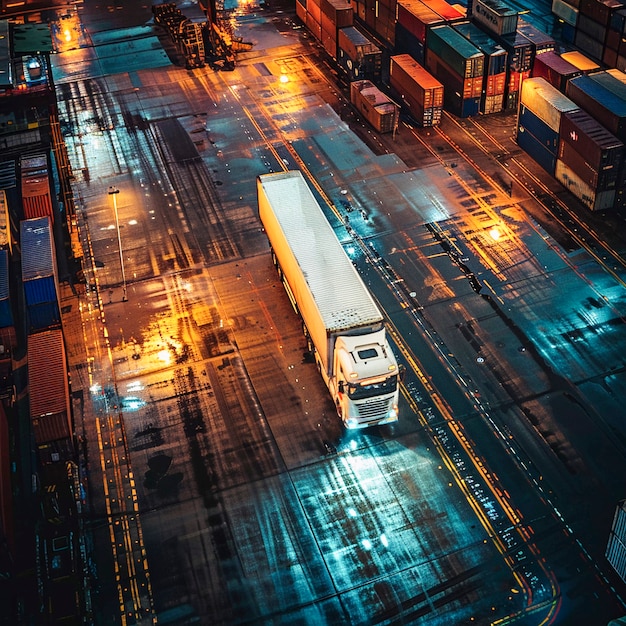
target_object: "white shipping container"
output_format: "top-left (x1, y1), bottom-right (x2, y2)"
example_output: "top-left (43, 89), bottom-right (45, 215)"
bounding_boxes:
top-left (555, 159), bottom-right (615, 210)
top-left (472, 0), bottom-right (518, 36)
top-left (520, 77), bottom-right (579, 132)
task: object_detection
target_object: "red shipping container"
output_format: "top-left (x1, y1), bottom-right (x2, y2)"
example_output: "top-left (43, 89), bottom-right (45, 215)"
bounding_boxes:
top-left (397, 0), bottom-right (443, 43)
top-left (532, 50), bottom-right (582, 91)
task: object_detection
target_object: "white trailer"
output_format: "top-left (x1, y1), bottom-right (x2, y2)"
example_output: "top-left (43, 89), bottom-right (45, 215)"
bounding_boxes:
top-left (257, 170), bottom-right (400, 428)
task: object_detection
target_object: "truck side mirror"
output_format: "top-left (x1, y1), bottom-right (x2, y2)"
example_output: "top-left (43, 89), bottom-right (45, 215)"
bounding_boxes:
top-left (399, 364), bottom-right (406, 382)
top-left (338, 381), bottom-right (344, 394)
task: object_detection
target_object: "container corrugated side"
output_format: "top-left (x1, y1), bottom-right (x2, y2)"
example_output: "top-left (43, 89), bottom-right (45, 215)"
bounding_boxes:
top-left (574, 29), bottom-right (604, 62)
top-left (519, 105), bottom-right (559, 152)
top-left (520, 77), bottom-right (579, 133)
top-left (566, 75), bottom-right (626, 140)
top-left (28, 329), bottom-right (72, 438)
top-left (558, 140), bottom-right (619, 189)
top-left (427, 24), bottom-right (485, 78)
top-left (517, 125), bottom-right (557, 174)
top-left (391, 54), bottom-right (444, 108)
top-left (559, 108), bottom-right (624, 173)
top-left (555, 159), bottom-right (616, 210)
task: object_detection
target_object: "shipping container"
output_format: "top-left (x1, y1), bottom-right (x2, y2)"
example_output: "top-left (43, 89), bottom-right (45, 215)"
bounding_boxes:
top-left (560, 50), bottom-right (601, 73)
top-left (552, 0), bottom-right (579, 26)
top-left (558, 139), bottom-right (620, 188)
top-left (471, 0), bottom-right (519, 36)
top-left (517, 125), bottom-right (557, 173)
top-left (395, 22), bottom-right (427, 64)
top-left (574, 29), bottom-right (604, 61)
top-left (390, 54), bottom-right (444, 125)
top-left (531, 50), bottom-right (582, 91)
top-left (427, 24), bottom-right (485, 78)
top-left (426, 49), bottom-right (481, 115)
top-left (576, 13), bottom-right (608, 41)
top-left (20, 217), bottom-right (60, 331)
top-left (580, 0), bottom-right (624, 27)
top-left (321, 0), bottom-right (353, 28)
top-left (396, 0), bottom-right (444, 44)
top-left (350, 80), bottom-right (400, 132)
top-left (566, 74), bottom-right (626, 140)
top-left (496, 29), bottom-right (534, 71)
top-left (505, 68), bottom-right (530, 110)
top-left (20, 153), bottom-right (55, 224)
top-left (454, 21), bottom-right (508, 76)
top-left (28, 329), bottom-right (75, 464)
top-left (519, 105), bottom-right (560, 151)
top-left (520, 77), bottom-right (579, 133)
top-left (517, 19), bottom-right (556, 55)
top-left (606, 67), bottom-right (626, 82)
top-left (555, 159), bottom-right (616, 210)
top-left (560, 107), bottom-right (625, 177)
top-left (588, 69), bottom-right (626, 100)
top-left (338, 26), bottom-right (382, 81)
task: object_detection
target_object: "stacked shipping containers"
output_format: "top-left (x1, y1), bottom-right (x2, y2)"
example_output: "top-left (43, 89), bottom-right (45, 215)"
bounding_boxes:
top-left (338, 26), bottom-right (383, 82)
top-left (516, 19), bottom-right (557, 55)
top-left (321, 0), bottom-right (354, 60)
top-left (552, 0), bottom-right (626, 69)
top-left (454, 21), bottom-right (508, 113)
top-left (425, 24), bottom-right (485, 117)
top-left (395, 0), bottom-right (444, 65)
top-left (20, 216), bottom-right (60, 332)
top-left (389, 54), bottom-right (444, 125)
top-left (531, 50), bottom-right (583, 91)
top-left (566, 74), bottom-right (626, 140)
top-left (296, 0), bottom-right (353, 55)
top-left (517, 77), bottom-right (579, 175)
top-left (350, 80), bottom-right (400, 132)
top-left (27, 329), bottom-right (75, 465)
top-left (557, 108), bottom-right (624, 210)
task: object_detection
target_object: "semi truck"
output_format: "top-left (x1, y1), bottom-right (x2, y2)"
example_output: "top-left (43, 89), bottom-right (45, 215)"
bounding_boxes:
top-left (257, 170), bottom-right (400, 428)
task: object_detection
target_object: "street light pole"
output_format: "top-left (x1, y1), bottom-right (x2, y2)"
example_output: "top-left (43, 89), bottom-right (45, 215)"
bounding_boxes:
top-left (108, 186), bottom-right (127, 301)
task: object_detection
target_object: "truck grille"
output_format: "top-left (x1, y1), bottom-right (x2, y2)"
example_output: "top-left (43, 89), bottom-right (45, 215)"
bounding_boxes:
top-left (356, 397), bottom-right (391, 421)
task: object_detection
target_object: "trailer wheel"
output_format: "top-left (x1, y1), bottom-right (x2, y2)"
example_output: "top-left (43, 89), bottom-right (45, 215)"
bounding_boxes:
top-left (335, 399), bottom-right (342, 419)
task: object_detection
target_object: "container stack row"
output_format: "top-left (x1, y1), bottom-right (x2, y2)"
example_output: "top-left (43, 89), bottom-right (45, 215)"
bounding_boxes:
top-left (517, 74), bottom-right (626, 212)
top-left (552, 0), bottom-right (626, 70)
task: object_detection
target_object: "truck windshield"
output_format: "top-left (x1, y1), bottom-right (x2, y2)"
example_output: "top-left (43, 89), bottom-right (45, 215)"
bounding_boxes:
top-left (347, 375), bottom-right (397, 400)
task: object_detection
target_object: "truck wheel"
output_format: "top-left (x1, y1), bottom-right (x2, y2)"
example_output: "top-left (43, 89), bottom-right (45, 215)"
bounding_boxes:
top-left (335, 400), bottom-right (342, 419)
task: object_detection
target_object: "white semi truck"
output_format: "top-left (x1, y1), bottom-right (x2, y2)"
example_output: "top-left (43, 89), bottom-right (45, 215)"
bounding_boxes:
top-left (257, 170), bottom-right (400, 428)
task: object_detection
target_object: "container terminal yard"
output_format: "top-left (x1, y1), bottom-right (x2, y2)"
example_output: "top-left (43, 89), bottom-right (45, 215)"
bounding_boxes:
top-left (1, 0), bottom-right (626, 624)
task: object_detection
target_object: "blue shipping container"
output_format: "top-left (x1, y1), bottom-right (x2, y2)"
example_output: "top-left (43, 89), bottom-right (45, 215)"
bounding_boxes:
top-left (395, 23), bottom-right (426, 65)
top-left (517, 125), bottom-right (557, 174)
top-left (27, 301), bottom-right (61, 332)
top-left (518, 105), bottom-right (559, 153)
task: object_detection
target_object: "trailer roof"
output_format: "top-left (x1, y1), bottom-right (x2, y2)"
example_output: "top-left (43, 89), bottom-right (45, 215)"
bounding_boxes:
top-left (258, 171), bottom-right (383, 331)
